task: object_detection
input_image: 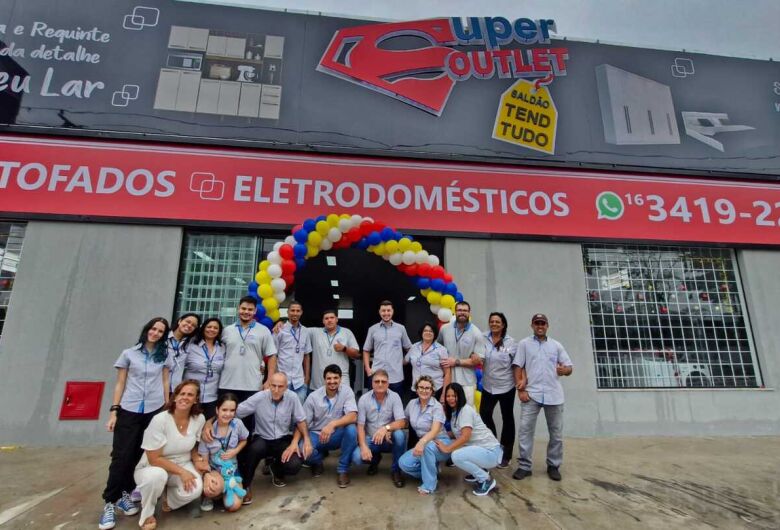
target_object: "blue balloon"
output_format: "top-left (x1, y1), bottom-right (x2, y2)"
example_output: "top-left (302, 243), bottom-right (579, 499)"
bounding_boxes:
top-left (455, 291), bottom-right (464, 302)
top-left (367, 231), bottom-right (381, 246)
top-left (445, 282), bottom-right (458, 295)
top-left (294, 243), bottom-right (308, 257)
top-left (476, 367), bottom-right (483, 391)
top-left (294, 229), bottom-right (309, 243)
top-left (356, 238), bottom-right (369, 250)
top-left (247, 280), bottom-right (259, 295)
top-left (315, 215), bottom-right (327, 222)
top-left (249, 292), bottom-right (260, 302)
top-left (295, 257), bottom-right (307, 269)
top-left (392, 231), bottom-right (403, 240)
top-left (303, 219), bottom-right (316, 232)
top-left (430, 278), bottom-right (446, 292)
top-left (254, 305), bottom-right (266, 319)
top-left (380, 227), bottom-right (395, 241)
top-left (417, 277), bottom-right (431, 289)
top-left (260, 316), bottom-right (274, 329)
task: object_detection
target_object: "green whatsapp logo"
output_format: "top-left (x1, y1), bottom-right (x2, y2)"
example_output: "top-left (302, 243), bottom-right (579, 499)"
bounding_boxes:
top-left (596, 191), bottom-right (625, 220)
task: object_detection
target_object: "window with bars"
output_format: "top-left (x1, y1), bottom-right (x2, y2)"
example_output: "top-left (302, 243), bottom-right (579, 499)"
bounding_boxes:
top-left (0, 222), bottom-right (26, 338)
top-left (174, 232), bottom-right (283, 321)
top-left (582, 244), bottom-right (761, 389)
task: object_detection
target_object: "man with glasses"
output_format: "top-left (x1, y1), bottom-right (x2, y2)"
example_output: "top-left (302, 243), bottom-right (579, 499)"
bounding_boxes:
top-left (512, 313), bottom-right (573, 482)
top-left (438, 301), bottom-right (485, 406)
top-left (352, 369), bottom-right (407, 488)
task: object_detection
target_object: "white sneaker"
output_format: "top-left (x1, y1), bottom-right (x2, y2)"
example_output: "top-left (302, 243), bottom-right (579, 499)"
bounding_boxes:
top-left (200, 498), bottom-right (214, 512)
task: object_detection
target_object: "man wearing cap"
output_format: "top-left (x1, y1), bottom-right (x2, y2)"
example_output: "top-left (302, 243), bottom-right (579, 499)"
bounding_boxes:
top-left (438, 301), bottom-right (485, 406)
top-left (512, 313), bottom-right (573, 482)
top-left (310, 309), bottom-right (360, 392)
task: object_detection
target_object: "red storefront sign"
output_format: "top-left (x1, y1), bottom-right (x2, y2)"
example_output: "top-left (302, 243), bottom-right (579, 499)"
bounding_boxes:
top-left (1, 135), bottom-right (779, 245)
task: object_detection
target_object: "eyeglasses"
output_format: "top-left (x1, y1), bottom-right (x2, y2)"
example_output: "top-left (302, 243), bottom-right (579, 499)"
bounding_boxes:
top-left (374, 380), bottom-right (389, 385)
top-left (533, 320), bottom-right (548, 326)
top-left (416, 386), bottom-right (433, 392)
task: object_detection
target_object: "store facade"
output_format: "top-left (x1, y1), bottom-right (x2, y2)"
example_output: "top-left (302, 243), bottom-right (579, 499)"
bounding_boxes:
top-left (0, 1), bottom-right (778, 445)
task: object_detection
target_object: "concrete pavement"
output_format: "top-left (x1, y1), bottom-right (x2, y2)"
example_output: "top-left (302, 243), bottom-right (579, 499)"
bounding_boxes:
top-left (1, 436), bottom-right (778, 529)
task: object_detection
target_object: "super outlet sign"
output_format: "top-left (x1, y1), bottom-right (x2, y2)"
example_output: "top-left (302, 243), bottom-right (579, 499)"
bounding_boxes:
top-left (1, 135), bottom-right (780, 246)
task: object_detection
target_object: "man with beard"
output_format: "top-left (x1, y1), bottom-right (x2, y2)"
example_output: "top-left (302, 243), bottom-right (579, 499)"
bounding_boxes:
top-left (274, 301), bottom-right (312, 404)
top-left (438, 301), bottom-right (485, 406)
top-left (362, 300), bottom-right (412, 396)
top-left (309, 309), bottom-right (360, 392)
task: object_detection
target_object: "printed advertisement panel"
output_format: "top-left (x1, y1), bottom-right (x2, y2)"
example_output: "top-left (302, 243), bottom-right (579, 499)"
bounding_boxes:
top-left (2, 135), bottom-right (780, 246)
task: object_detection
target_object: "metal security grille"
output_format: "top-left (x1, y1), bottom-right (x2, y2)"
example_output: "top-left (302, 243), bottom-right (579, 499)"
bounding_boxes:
top-left (175, 232), bottom-right (282, 321)
top-left (582, 244), bottom-right (761, 389)
top-left (0, 222), bottom-right (26, 338)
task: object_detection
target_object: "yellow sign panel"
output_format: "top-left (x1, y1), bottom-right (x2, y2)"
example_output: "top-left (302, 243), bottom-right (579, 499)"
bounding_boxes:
top-left (493, 79), bottom-right (557, 154)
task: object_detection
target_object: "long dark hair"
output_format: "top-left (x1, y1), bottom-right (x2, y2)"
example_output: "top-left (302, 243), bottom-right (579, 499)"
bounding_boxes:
top-left (166, 379), bottom-right (203, 417)
top-left (443, 382), bottom-right (467, 422)
top-left (488, 312), bottom-right (508, 349)
top-left (191, 317), bottom-right (224, 348)
top-left (172, 313), bottom-right (200, 337)
top-left (137, 317), bottom-right (170, 364)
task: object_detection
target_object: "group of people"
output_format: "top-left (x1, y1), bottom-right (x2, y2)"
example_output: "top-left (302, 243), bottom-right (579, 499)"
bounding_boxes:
top-left (99, 296), bottom-right (573, 530)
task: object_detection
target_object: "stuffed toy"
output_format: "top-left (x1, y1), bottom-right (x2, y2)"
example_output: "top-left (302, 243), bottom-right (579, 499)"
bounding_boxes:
top-left (211, 450), bottom-right (246, 507)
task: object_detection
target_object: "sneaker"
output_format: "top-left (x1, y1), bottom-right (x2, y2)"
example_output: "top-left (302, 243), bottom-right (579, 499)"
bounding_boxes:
top-left (445, 458), bottom-right (455, 467)
top-left (512, 468), bottom-right (533, 480)
top-left (270, 467), bottom-right (287, 488)
top-left (472, 478), bottom-right (497, 496)
top-left (129, 489), bottom-right (142, 503)
top-left (311, 462), bottom-right (324, 478)
top-left (98, 503), bottom-right (116, 530)
top-left (116, 491), bottom-right (139, 516)
top-left (463, 474), bottom-right (478, 483)
top-left (497, 458), bottom-right (510, 469)
top-left (547, 465), bottom-right (562, 481)
top-left (391, 470), bottom-right (405, 488)
top-left (242, 489), bottom-right (253, 505)
top-left (367, 462), bottom-right (379, 476)
top-left (337, 472), bottom-right (350, 488)
top-left (200, 498), bottom-right (214, 512)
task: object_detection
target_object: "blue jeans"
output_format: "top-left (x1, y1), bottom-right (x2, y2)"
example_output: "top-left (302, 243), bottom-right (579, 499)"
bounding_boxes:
top-left (351, 430), bottom-right (406, 472)
top-left (288, 383), bottom-right (308, 405)
top-left (451, 444), bottom-right (503, 483)
top-left (398, 435), bottom-right (451, 492)
top-left (303, 424), bottom-right (357, 474)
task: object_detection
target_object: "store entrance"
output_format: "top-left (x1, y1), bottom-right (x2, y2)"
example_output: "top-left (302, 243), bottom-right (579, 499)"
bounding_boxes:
top-left (291, 236), bottom-right (445, 397)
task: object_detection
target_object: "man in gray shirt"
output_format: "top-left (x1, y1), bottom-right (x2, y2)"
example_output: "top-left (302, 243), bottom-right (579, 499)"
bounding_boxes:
top-left (352, 369), bottom-right (407, 488)
top-left (310, 309), bottom-right (360, 391)
top-left (438, 301), bottom-right (485, 406)
top-left (362, 300), bottom-right (412, 396)
top-left (512, 313), bottom-right (573, 482)
top-left (273, 300), bottom-right (312, 404)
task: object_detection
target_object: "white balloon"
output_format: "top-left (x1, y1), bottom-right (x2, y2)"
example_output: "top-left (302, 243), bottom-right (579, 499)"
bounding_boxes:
top-left (350, 214), bottom-right (362, 226)
top-left (382, 254), bottom-right (390, 261)
top-left (320, 238), bottom-right (333, 251)
top-left (274, 291), bottom-right (286, 303)
top-left (327, 227), bottom-right (342, 242)
top-left (402, 250), bottom-right (416, 265)
top-left (415, 250), bottom-right (429, 264)
top-left (363, 216), bottom-right (374, 224)
top-left (428, 254), bottom-right (440, 266)
top-left (267, 263), bottom-right (282, 278)
top-left (430, 304), bottom-right (441, 315)
top-left (267, 251), bottom-right (282, 265)
top-left (338, 218), bottom-right (351, 232)
top-left (437, 307), bottom-right (453, 322)
top-left (284, 235), bottom-right (296, 246)
top-left (273, 242), bottom-right (284, 251)
top-left (389, 253), bottom-right (403, 266)
top-left (271, 278), bottom-right (286, 292)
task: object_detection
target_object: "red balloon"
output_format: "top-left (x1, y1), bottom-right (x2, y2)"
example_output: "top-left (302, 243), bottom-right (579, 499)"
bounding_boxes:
top-left (292, 224), bottom-right (302, 233)
top-left (403, 264), bottom-right (418, 276)
top-left (373, 222), bottom-right (386, 232)
top-left (279, 244), bottom-right (294, 260)
top-left (347, 228), bottom-right (362, 242)
top-left (282, 274), bottom-right (295, 287)
top-left (417, 263), bottom-right (432, 277)
top-left (430, 265), bottom-right (445, 279)
top-left (359, 220), bottom-right (373, 236)
top-left (281, 259), bottom-right (296, 275)
top-left (443, 272), bottom-right (453, 283)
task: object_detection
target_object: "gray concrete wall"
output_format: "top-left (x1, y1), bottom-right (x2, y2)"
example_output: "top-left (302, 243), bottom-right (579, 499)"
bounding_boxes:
top-left (445, 238), bottom-right (780, 437)
top-left (0, 221), bottom-right (182, 446)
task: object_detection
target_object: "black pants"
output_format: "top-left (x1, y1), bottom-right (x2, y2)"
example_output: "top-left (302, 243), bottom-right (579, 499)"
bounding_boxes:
top-left (102, 407), bottom-right (161, 503)
top-left (479, 388), bottom-right (516, 462)
top-left (219, 388), bottom-right (259, 434)
top-left (239, 434), bottom-right (302, 488)
top-left (201, 400), bottom-right (217, 420)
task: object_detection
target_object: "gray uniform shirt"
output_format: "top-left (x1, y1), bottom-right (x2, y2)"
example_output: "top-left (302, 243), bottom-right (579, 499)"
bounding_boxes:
top-left (236, 389), bottom-right (305, 440)
top-left (437, 322), bottom-right (485, 387)
top-left (357, 389), bottom-right (405, 438)
top-left (482, 334), bottom-right (518, 394)
top-left (114, 345), bottom-right (168, 413)
top-left (451, 404), bottom-right (500, 450)
top-left (405, 398), bottom-right (446, 438)
top-left (166, 332), bottom-right (187, 392)
top-left (363, 321), bottom-right (412, 384)
top-left (404, 341), bottom-right (448, 391)
top-left (182, 340), bottom-right (226, 403)
top-left (310, 326), bottom-right (359, 390)
top-left (220, 321), bottom-right (277, 391)
top-left (274, 322), bottom-right (313, 389)
top-left (514, 335), bottom-right (573, 406)
top-left (304, 384), bottom-right (358, 434)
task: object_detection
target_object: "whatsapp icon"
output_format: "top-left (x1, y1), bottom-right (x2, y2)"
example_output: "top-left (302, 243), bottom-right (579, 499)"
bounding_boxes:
top-left (596, 191), bottom-right (625, 220)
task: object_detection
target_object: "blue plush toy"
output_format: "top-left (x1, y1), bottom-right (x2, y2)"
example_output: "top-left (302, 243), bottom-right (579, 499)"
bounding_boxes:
top-left (211, 450), bottom-right (246, 507)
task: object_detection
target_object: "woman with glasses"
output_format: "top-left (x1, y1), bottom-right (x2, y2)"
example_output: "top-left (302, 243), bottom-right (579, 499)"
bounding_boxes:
top-left (479, 312), bottom-right (517, 468)
top-left (398, 375), bottom-right (451, 495)
top-left (403, 322), bottom-right (451, 402)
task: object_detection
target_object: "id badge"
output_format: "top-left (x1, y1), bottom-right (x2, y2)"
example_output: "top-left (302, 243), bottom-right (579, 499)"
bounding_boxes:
top-left (240, 345), bottom-right (246, 355)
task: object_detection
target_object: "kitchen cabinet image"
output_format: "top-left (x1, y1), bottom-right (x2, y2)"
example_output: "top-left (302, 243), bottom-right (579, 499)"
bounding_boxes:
top-left (264, 35), bottom-right (284, 59)
top-left (238, 83), bottom-right (263, 118)
top-left (207, 35), bottom-right (246, 58)
top-left (259, 85), bottom-right (281, 120)
top-left (195, 79), bottom-right (220, 113)
top-left (154, 69), bottom-right (202, 112)
top-left (168, 26), bottom-right (209, 51)
top-left (217, 81), bottom-right (241, 115)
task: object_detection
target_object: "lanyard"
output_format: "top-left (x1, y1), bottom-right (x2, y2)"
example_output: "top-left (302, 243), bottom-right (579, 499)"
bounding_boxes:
top-left (201, 344), bottom-right (215, 378)
top-left (237, 322), bottom-right (255, 354)
top-left (455, 323), bottom-right (470, 345)
top-left (325, 327), bottom-right (341, 355)
top-left (170, 337), bottom-right (181, 359)
top-left (289, 324), bottom-right (301, 354)
top-left (372, 394), bottom-right (383, 414)
top-left (139, 346), bottom-right (150, 413)
top-left (324, 394), bottom-right (336, 415)
top-left (213, 421), bottom-right (234, 452)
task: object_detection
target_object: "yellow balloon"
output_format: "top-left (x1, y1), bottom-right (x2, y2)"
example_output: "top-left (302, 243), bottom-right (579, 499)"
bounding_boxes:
top-left (327, 214), bottom-right (340, 227)
top-left (316, 220), bottom-right (330, 236)
top-left (474, 390), bottom-right (482, 411)
top-left (426, 291), bottom-right (442, 305)
top-left (258, 260), bottom-right (270, 271)
top-left (385, 240), bottom-right (399, 254)
top-left (307, 245), bottom-right (319, 258)
top-left (420, 288), bottom-right (431, 297)
top-left (373, 242), bottom-right (385, 256)
top-left (258, 283), bottom-right (273, 299)
top-left (440, 294), bottom-right (456, 310)
top-left (268, 309), bottom-right (280, 322)
top-left (255, 271), bottom-right (271, 285)
top-left (398, 238), bottom-right (412, 252)
top-left (339, 213), bottom-right (351, 220)
top-left (410, 241), bottom-right (423, 253)
top-left (262, 297), bottom-right (279, 311)
top-left (308, 231), bottom-right (322, 246)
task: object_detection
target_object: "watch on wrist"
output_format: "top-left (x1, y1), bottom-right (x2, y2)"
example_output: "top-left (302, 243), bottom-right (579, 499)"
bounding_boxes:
top-left (110, 405), bottom-right (120, 412)
top-left (384, 424), bottom-right (391, 432)
top-left (455, 358), bottom-right (460, 367)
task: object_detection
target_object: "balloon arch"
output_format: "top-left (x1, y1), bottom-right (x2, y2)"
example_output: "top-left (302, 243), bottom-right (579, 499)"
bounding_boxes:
top-left (246, 213), bottom-right (463, 330)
